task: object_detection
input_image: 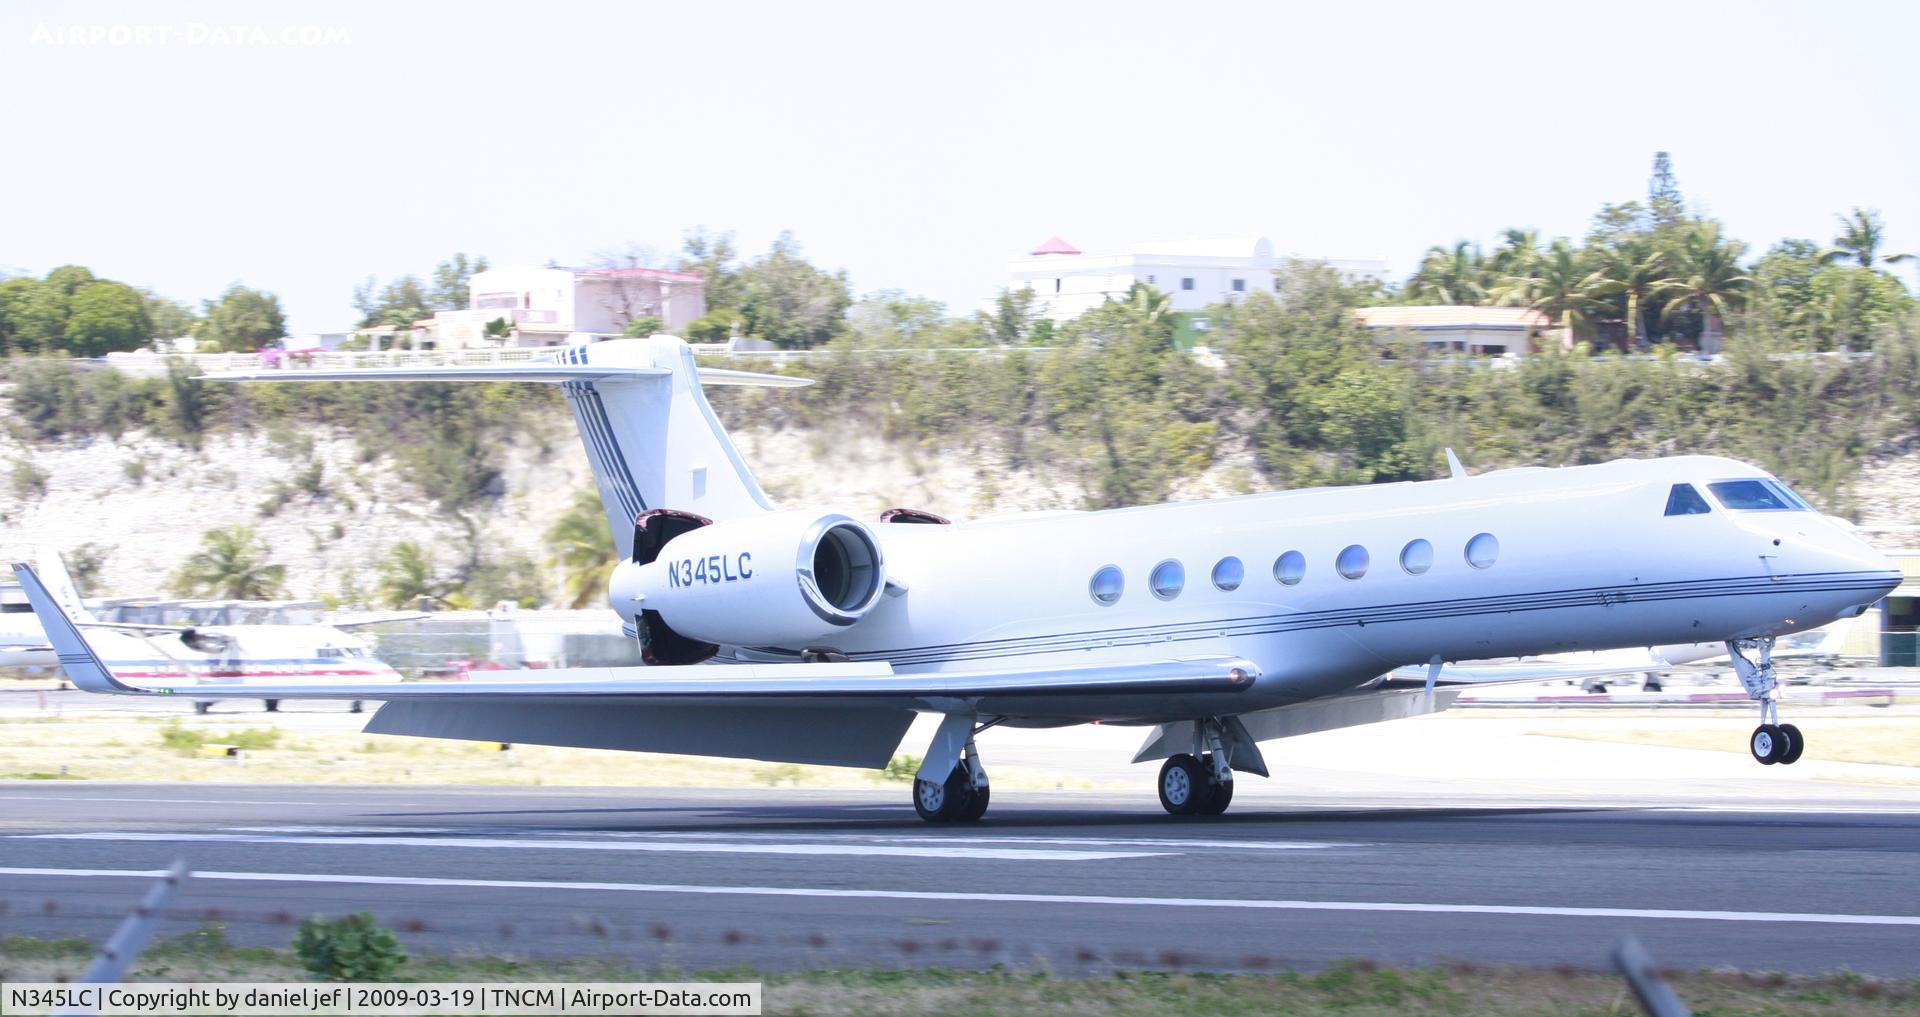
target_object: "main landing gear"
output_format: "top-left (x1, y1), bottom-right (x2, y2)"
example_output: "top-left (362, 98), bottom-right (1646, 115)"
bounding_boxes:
top-left (912, 715), bottom-right (997, 822)
top-left (1727, 637), bottom-right (1805, 766)
top-left (1158, 718), bottom-right (1236, 816)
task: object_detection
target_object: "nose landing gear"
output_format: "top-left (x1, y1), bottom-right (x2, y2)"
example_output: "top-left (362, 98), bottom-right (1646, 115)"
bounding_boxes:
top-left (1728, 638), bottom-right (1805, 766)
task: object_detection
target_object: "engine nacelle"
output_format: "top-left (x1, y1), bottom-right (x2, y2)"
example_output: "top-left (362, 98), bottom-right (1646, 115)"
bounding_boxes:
top-left (609, 511), bottom-right (886, 647)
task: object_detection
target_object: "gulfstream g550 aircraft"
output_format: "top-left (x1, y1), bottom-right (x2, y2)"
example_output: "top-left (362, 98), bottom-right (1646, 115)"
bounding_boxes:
top-left (16, 336), bottom-right (1900, 821)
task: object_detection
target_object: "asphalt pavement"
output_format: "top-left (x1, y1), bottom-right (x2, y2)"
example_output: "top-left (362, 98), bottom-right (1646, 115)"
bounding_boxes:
top-left (3, 781), bottom-right (1917, 976)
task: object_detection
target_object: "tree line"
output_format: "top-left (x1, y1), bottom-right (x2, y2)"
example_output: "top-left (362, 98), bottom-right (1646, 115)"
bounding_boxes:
top-left (0, 267), bottom-right (287, 356)
top-left (1402, 153), bottom-right (1913, 351)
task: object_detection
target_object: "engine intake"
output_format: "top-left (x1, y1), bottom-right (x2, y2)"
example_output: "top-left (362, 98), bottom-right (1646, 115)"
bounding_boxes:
top-left (609, 511), bottom-right (888, 649)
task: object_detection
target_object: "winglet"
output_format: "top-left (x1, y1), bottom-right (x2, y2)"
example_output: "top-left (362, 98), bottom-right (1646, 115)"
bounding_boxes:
top-left (9, 562), bottom-right (141, 694)
top-left (1444, 448), bottom-right (1467, 480)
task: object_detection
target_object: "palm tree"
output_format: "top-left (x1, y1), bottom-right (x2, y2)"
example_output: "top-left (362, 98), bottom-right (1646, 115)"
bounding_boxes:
top-left (1406, 242), bottom-right (1488, 305)
top-left (1121, 281), bottom-right (1174, 327)
top-left (1490, 239), bottom-right (1610, 338)
top-left (170, 526), bottom-right (286, 600)
top-left (546, 489), bottom-right (616, 610)
top-left (1592, 237), bottom-right (1672, 348)
top-left (1821, 207), bottom-right (1911, 268)
top-left (375, 542), bottom-right (450, 610)
top-left (1488, 228), bottom-right (1543, 278)
top-left (1658, 224), bottom-right (1753, 342)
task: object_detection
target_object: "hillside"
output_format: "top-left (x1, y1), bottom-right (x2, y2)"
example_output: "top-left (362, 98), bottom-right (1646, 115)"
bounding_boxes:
top-left (0, 419), bottom-right (1102, 604)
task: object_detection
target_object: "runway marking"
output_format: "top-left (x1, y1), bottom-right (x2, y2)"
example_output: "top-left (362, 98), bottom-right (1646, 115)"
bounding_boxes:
top-left (2, 866), bottom-right (1916, 927)
top-left (0, 795), bottom-right (308, 806)
top-left (219, 827), bottom-right (1362, 851)
top-left (16, 832), bottom-right (1167, 862)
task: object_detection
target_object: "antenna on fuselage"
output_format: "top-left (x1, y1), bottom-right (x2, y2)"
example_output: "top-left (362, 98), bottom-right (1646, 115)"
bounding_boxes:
top-left (1443, 448), bottom-right (1468, 480)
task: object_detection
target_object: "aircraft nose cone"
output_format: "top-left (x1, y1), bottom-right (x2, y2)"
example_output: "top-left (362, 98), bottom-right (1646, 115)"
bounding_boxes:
top-left (1813, 522), bottom-right (1901, 604)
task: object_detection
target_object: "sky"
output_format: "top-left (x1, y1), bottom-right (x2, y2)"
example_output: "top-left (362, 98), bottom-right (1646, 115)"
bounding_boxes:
top-left (3, 0), bottom-right (1917, 334)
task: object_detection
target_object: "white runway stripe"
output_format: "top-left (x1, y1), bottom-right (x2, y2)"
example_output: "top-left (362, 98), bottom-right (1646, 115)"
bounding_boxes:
top-left (1, 866), bottom-right (1915, 927)
top-left (16, 831), bottom-right (1167, 862)
top-left (217, 827), bottom-right (1362, 851)
top-left (3, 795), bottom-right (315, 806)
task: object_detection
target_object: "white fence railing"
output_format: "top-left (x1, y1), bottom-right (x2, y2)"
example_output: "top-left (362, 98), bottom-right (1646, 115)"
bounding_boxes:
top-left (99, 347), bottom-right (548, 376)
top-left (85, 344), bottom-right (1056, 376)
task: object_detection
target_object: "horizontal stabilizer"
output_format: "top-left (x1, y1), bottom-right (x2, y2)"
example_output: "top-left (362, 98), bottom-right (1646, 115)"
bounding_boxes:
top-left (206, 364), bottom-right (810, 388)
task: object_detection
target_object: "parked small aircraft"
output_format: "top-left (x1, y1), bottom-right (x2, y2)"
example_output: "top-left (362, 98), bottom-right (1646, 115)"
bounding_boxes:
top-left (26, 553), bottom-right (408, 713)
top-left (17, 336), bottom-right (1900, 820)
top-left (0, 573), bottom-right (55, 669)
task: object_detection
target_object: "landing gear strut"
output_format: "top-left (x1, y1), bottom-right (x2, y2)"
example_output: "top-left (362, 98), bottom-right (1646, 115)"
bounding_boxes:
top-left (1727, 638), bottom-right (1804, 766)
top-left (912, 715), bottom-right (996, 822)
top-left (1159, 718), bottom-right (1236, 816)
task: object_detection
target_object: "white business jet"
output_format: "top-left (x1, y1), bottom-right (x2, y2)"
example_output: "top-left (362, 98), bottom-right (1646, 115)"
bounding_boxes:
top-left (21, 553), bottom-right (404, 713)
top-left (15, 336), bottom-right (1899, 821)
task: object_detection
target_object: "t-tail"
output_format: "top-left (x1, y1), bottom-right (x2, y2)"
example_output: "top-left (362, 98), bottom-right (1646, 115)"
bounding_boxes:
top-left (35, 550), bottom-right (93, 623)
top-left (208, 336), bottom-right (808, 559)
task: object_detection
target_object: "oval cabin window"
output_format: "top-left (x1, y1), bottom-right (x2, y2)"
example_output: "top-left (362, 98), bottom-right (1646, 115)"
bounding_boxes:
top-left (1273, 551), bottom-right (1306, 586)
top-left (1400, 539), bottom-right (1434, 575)
top-left (1150, 560), bottom-right (1185, 601)
top-left (1211, 557), bottom-right (1244, 592)
top-left (1336, 545), bottom-right (1369, 580)
top-left (1089, 565), bottom-right (1124, 606)
top-left (1466, 532), bottom-right (1500, 569)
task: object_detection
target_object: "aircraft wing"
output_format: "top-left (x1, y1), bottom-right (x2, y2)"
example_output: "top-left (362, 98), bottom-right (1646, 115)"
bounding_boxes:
top-left (15, 562), bottom-right (1257, 706)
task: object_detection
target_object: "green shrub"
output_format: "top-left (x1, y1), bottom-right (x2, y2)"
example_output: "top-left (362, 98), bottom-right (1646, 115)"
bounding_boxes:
top-left (881, 754), bottom-right (921, 782)
top-left (293, 912), bottom-right (406, 982)
top-left (9, 457), bottom-right (49, 499)
top-left (158, 721), bottom-right (280, 755)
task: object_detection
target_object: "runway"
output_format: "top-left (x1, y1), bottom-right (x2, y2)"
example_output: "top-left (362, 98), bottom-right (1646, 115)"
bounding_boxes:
top-left (4, 782), bottom-right (1919, 976)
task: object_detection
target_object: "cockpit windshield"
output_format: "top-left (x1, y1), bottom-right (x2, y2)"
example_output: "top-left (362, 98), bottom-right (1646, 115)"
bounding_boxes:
top-left (1664, 484), bottom-right (1711, 516)
top-left (1707, 479), bottom-right (1810, 512)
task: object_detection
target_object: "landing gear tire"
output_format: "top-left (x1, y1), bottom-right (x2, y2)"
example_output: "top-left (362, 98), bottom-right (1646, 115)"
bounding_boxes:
top-left (1158, 754), bottom-right (1207, 815)
top-left (958, 786), bottom-right (991, 822)
top-left (193, 701), bottom-right (211, 715)
top-left (350, 700), bottom-right (364, 714)
top-left (1751, 724), bottom-right (1785, 765)
top-left (1198, 775), bottom-right (1234, 816)
top-left (1777, 723), bottom-right (1805, 765)
top-left (913, 768), bottom-right (979, 823)
top-left (263, 699), bottom-right (280, 713)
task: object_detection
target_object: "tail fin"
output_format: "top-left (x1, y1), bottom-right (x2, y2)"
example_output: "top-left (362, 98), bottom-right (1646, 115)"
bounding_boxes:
top-left (11, 562), bottom-right (133, 693)
top-left (36, 550), bottom-right (94, 623)
top-left (208, 336), bottom-right (807, 559)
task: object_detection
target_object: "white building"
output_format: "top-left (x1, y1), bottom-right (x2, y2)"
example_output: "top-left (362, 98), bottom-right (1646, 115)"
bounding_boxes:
top-left (1007, 235), bottom-right (1389, 323)
top-left (1355, 305), bottom-right (1553, 358)
top-left (420, 264), bottom-right (707, 349)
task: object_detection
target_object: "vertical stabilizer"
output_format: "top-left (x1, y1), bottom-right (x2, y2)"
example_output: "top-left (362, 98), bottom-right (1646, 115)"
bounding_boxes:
top-left (35, 550), bottom-right (94, 623)
top-left (555, 337), bottom-right (775, 558)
